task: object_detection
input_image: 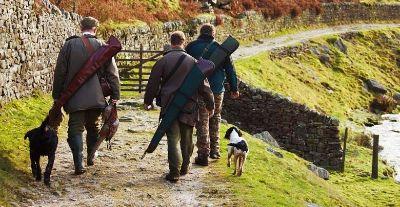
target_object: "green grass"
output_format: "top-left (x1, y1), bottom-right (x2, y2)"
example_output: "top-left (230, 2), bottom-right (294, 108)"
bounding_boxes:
top-left (214, 124), bottom-right (400, 206)
top-left (361, 0), bottom-right (400, 3)
top-left (0, 92), bottom-right (53, 205)
top-left (234, 28), bottom-right (400, 126)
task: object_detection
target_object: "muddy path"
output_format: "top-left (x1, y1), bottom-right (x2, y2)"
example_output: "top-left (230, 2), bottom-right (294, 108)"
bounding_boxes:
top-left (16, 99), bottom-right (235, 207)
top-left (232, 23), bottom-right (400, 60)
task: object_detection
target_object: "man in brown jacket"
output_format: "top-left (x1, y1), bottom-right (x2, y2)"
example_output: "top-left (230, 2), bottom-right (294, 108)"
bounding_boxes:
top-left (52, 17), bottom-right (120, 175)
top-left (144, 31), bottom-right (214, 182)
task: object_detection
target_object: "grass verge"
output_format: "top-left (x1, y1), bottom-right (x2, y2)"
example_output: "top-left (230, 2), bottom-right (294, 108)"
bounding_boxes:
top-left (213, 124), bottom-right (400, 206)
top-left (0, 92), bottom-right (52, 205)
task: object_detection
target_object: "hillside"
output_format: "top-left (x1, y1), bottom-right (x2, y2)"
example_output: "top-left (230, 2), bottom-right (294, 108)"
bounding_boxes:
top-left (235, 28), bottom-right (400, 127)
top-left (46, 0), bottom-right (359, 24)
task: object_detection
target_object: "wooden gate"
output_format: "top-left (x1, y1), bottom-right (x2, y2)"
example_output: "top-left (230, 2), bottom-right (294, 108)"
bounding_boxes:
top-left (116, 45), bottom-right (164, 93)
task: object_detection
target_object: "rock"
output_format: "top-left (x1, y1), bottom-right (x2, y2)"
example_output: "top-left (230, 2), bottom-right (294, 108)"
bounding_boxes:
top-left (127, 128), bottom-right (138, 133)
top-left (321, 82), bottom-right (334, 91)
top-left (253, 131), bottom-right (280, 148)
top-left (308, 163), bottom-right (329, 180)
top-left (394, 93), bottom-right (400, 102)
top-left (126, 181), bottom-right (135, 187)
top-left (318, 54), bottom-right (331, 66)
top-left (120, 116), bottom-right (134, 122)
top-left (333, 38), bottom-right (347, 54)
top-left (10, 202), bottom-right (20, 207)
top-left (306, 203), bottom-right (321, 207)
top-left (52, 191), bottom-right (62, 196)
top-left (365, 79), bottom-right (387, 94)
top-left (252, 94), bottom-right (262, 100)
top-left (266, 147), bottom-right (283, 158)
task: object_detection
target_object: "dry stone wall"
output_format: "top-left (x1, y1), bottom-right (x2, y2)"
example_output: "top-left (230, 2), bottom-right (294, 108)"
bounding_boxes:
top-left (222, 82), bottom-right (343, 170)
top-left (0, 0), bottom-right (80, 103)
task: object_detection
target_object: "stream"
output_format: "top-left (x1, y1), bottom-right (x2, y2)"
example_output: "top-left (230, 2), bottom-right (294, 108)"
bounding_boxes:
top-left (366, 114), bottom-right (400, 182)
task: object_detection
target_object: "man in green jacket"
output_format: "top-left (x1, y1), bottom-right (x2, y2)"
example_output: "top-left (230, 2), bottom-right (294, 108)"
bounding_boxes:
top-left (52, 17), bottom-right (120, 175)
top-left (186, 24), bottom-right (240, 165)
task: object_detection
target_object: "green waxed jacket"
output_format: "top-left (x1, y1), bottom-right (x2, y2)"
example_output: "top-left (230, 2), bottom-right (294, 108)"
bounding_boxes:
top-left (185, 34), bottom-right (238, 94)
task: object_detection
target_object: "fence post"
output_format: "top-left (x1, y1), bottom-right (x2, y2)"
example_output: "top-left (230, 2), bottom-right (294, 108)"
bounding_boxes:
top-left (371, 134), bottom-right (379, 179)
top-left (139, 44), bottom-right (143, 93)
top-left (341, 127), bottom-right (348, 172)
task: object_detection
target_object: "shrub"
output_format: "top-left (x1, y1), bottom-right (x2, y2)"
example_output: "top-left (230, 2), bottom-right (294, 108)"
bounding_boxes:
top-left (353, 132), bottom-right (372, 149)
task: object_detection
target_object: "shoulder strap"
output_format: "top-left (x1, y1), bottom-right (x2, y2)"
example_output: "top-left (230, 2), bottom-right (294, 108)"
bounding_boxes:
top-left (81, 36), bottom-right (95, 55)
top-left (82, 36), bottom-right (107, 78)
top-left (161, 54), bottom-right (186, 86)
top-left (200, 40), bottom-right (215, 58)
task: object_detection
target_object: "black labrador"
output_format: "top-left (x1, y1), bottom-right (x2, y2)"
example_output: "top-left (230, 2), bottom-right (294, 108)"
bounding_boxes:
top-left (24, 117), bottom-right (58, 186)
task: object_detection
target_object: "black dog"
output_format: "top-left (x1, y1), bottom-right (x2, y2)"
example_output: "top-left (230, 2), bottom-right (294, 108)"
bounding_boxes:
top-left (24, 117), bottom-right (58, 186)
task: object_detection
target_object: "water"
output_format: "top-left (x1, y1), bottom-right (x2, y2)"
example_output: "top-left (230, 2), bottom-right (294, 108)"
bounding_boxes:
top-left (366, 114), bottom-right (400, 182)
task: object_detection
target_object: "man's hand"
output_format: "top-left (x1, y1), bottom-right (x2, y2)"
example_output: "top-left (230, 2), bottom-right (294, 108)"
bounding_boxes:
top-left (111, 99), bottom-right (118, 105)
top-left (208, 110), bottom-right (214, 118)
top-left (230, 91), bottom-right (240, 99)
top-left (144, 103), bottom-right (154, 111)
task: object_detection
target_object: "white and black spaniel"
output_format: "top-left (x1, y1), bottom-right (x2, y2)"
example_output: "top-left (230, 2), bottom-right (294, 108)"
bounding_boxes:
top-left (224, 126), bottom-right (249, 176)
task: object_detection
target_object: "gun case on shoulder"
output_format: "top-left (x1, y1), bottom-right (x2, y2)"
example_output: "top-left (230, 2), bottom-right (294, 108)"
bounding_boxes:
top-left (142, 36), bottom-right (239, 156)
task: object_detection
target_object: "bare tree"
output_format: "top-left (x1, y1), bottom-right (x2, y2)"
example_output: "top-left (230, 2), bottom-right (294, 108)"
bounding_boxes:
top-left (72, 0), bottom-right (76, 12)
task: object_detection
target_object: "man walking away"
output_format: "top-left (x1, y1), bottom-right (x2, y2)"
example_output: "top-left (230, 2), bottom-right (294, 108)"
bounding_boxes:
top-left (144, 31), bottom-right (214, 182)
top-left (52, 17), bottom-right (120, 175)
top-left (186, 23), bottom-right (240, 166)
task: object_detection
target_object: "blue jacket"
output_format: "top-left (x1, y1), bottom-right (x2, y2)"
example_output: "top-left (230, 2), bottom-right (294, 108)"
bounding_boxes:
top-left (185, 35), bottom-right (238, 94)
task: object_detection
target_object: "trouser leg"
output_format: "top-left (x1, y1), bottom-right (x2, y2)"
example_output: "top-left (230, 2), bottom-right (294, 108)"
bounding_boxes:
top-left (180, 122), bottom-right (194, 172)
top-left (84, 109), bottom-right (102, 157)
top-left (210, 93), bottom-right (224, 155)
top-left (195, 98), bottom-right (210, 159)
top-left (67, 111), bottom-right (85, 171)
top-left (166, 120), bottom-right (182, 176)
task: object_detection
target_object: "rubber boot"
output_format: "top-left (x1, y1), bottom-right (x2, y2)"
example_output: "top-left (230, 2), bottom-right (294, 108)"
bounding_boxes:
top-left (67, 134), bottom-right (86, 175)
top-left (86, 133), bottom-right (99, 166)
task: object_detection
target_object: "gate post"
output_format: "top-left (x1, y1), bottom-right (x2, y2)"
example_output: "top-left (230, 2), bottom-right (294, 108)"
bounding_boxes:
top-left (139, 44), bottom-right (143, 93)
top-left (371, 134), bottom-right (379, 179)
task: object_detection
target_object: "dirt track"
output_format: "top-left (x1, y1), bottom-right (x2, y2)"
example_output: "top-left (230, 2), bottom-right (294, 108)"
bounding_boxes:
top-left (16, 100), bottom-right (235, 207)
top-left (232, 23), bottom-right (400, 60)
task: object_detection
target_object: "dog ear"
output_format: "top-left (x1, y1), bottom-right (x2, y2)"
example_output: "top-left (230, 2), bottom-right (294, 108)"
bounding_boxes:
top-left (237, 129), bottom-right (243, 137)
top-left (224, 127), bottom-right (233, 139)
top-left (24, 131), bottom-right (30, 140)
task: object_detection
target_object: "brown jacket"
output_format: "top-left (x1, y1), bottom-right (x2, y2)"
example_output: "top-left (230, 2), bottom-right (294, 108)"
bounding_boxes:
top-left (52, 34), bottom-right (120, 113)
top-left (144, 48), bottom-right (214, 127)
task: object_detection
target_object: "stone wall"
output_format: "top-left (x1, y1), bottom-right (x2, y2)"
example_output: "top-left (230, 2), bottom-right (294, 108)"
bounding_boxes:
top-left (0, 0), bottom-right (80, 103)
top-left (101, 3), bottom-right (400, 50)
top-left (222, 82), bottom-right (343, 170)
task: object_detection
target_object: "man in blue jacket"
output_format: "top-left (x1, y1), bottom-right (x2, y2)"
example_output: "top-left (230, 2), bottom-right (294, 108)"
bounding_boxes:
top-left (186, 24), bottom-right (240, 165)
